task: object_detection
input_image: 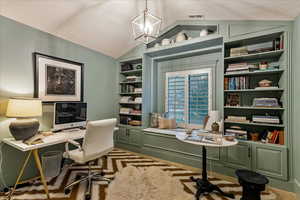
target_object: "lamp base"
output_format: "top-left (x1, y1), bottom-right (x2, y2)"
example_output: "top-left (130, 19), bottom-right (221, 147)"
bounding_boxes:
top-left (9, 119), bottom-right (40, 141)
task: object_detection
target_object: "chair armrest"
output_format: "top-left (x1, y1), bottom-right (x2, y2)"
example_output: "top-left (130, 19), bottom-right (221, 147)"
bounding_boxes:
top-left (65, 139), bottom-right (83, 158)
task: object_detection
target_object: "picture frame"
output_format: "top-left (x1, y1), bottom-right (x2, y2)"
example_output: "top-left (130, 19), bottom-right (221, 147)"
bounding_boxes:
top-left (33, 52), bottom-right (84, 103)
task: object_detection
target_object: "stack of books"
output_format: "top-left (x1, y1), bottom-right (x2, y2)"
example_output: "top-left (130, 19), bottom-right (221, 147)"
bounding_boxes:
top-left (230, 47), bottom-right (248, 57)
top-left (224, 76), bottom-right (249, 90)
top-left (225, 128), bottom-right (247, 140)
top-left (264, 130), bottom-right (284, 144)
top-left (252, 98), bottom-right (280, 107)
top-left (225, 63), bottom-right (259, 74)
top-left (247, 41), bottom-right (274, 53)
top-left (225, 116), bottom-right (250, 123)
top-left (252, 115), bottom-right (280, 124)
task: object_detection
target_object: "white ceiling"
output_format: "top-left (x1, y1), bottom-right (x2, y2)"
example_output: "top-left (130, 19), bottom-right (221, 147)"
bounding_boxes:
top-left (0, 0), bottom-right (300, 58)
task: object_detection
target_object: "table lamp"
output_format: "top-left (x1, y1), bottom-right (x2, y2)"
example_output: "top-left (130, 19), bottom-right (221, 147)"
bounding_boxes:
top-left (6, 98), bottom-right (42, 141)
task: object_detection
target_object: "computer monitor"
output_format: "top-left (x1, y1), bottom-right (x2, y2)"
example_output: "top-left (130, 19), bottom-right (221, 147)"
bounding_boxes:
top-left (53, 102), bottom-right (87, 131)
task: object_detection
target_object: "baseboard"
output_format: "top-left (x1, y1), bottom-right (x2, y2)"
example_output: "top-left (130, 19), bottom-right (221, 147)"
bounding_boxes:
top-left (295, 179), bottom-right (300, 198)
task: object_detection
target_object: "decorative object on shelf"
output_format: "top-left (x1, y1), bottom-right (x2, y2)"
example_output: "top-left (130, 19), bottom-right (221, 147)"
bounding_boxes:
top-left (258, 79), bottom-right (272, 87)
top-left (252, 98), bottom-right (280, 107)
top-left (250, 132), bottom-right (260, 141)
top-left (135, 64), bottom-right (143, 70)
top-left (121, 63), bottom-right (133, 72)
top-left (128, 120), bottom-right (142, 126)
top-left (34, 53), bottom-right (84, 102)
top-left (224, 135), bottom-right (235, 141)
top-left (161, 38), bottom-right (170, 46)
top-left (204, 111), bottom-right (220, 131)
top-left (259, 62), bottom-right (269, 70)
top-left (5, 98), bottom-right (42, 141)
top-left (175, 32), bottom-right (188, 43)
top-left (200, 29), bottom-right (209, 37)
top-left (150, 113), bottom-right (162, 128)
top-left (225, 93), bottom-right (240, 106)
top-left (131, 0), bottom-right (162, 44)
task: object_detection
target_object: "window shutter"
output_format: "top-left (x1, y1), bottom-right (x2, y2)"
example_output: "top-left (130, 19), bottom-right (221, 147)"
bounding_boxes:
top-left (188, 73), bottom-right (209, 125)
top-left (167, 76), bottom-right (185, 123)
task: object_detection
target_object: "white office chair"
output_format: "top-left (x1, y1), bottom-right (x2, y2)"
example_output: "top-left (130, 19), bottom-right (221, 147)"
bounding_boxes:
top-left (63, 118), bottom-right (117, 200)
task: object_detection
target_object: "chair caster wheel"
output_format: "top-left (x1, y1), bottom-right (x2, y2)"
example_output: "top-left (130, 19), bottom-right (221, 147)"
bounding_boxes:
top-left (3, 187), bottom-right (10, 193)
top-left (64, 188), bottom-right (71, 195)
top-left (85, 194), bottom-right (91, 200)
top-left (100, 171), bottom-right (105, 176)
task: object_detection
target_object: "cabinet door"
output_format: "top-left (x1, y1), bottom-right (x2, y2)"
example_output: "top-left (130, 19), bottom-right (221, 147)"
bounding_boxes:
top-left (222, 142), bottom-right (251, 169)
top-left (252, 143), bottom-right (288, 180)
top-left (116, 127), bottom-right (129, 144)
top-left (128, 129), bottom-right (141, 147)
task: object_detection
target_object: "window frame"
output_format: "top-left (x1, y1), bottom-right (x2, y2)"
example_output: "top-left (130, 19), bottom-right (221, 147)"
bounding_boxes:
top-left (165, 68), bottom-right (212, 128)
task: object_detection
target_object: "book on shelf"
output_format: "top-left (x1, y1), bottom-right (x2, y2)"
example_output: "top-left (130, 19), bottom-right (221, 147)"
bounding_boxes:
top-left (265, 130), bottom-right (284, 144)
top-left (225, 116), bottom-right (250, 123)
top-left (224, 76), bottom-right (249, 90)
top-left (254, 86), bottom-right (279, 90)
top-left (228, 35), bottom-right (284, 57)
top-left (252, 98), bottom-right (280, 107)
top-left (252, 115), bottom-right (280, 124)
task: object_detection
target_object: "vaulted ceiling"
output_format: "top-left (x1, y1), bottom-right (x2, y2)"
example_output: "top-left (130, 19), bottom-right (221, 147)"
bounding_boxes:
top-left (1, 0), bottom-right (300, 58)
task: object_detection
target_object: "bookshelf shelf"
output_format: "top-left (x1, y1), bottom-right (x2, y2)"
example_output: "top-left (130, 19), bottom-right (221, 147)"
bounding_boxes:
top-left (120, 81), bottom-right (142, 84)
top-left (120, 92), bottom-right (142, 95)
top-left (224, 88), bottom-right (284, 92)
top-left (224, 69), bottom-right (284, 77)
top-left (224, 106), bottom-right (284, 110)
top-left (224, 49), bottom-right (284, 62)
top-left (224, 121), bottom-right (284, 128)
top-left (119, 102), bottom-right (142, 105)
top-left (119, 113), bottom-right (142, 116)
top-left (120, 69), bottom-right (143, 75)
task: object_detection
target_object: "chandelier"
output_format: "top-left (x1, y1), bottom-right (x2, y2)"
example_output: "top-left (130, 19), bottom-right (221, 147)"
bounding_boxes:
top-left (131, 0), bottom-right (162, 44)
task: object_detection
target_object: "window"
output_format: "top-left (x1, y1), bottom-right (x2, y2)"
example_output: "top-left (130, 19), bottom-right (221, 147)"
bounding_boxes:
top-left (165, 68), bottom-right (212, 127)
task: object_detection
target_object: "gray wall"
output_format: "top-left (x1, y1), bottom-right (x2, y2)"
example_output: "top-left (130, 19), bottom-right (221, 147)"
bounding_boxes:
top-left (293, 15), bottom-right (300, 199)
top-left (0, 15), bottom-right (118, 187)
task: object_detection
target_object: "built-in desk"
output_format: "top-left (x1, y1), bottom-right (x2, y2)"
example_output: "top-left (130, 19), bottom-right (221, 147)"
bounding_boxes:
top-left (3, 127), bottom-right (119, 199)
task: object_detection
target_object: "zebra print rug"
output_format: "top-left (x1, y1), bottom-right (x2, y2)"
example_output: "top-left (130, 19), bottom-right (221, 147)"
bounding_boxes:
top-left (0, 149), bottom-right (276, 200)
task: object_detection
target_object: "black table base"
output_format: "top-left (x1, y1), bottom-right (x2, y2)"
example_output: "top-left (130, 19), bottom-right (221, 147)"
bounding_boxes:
top-left (191, 146), bottom-right (235, 200)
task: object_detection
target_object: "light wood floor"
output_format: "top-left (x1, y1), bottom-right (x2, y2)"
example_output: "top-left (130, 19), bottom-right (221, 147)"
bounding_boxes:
top-left (132, 151), bottom-right (296, 200)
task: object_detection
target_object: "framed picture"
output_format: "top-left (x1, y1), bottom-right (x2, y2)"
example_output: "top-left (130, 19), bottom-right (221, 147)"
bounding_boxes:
top-left (34, 53), bottom-right (84, 102)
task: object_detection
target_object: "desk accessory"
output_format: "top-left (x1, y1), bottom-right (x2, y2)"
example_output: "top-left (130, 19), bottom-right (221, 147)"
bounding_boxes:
top-left (204, 111), bottom-right (220, 131)
top-left (6, 98), bottom-right (42, 141)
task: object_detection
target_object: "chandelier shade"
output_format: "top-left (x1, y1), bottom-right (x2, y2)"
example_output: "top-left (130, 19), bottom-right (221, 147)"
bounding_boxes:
top-left (131, 0), bottom-right (162, 44)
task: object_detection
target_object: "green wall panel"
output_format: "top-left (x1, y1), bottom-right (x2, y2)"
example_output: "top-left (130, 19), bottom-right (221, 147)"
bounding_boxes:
top-left (0, 15), bottom-right (118, 188)
top-left (293, 15), bottom-right (300, 197)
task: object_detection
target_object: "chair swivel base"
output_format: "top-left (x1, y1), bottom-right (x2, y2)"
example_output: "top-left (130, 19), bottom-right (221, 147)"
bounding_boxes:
top-left (191, 176), bottom-right (235, 200)
top-left (64, 171), bottom-right (110, 199)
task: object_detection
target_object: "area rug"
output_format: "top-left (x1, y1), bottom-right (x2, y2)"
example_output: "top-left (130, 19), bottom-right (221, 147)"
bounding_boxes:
top-left (0, 149), bottom-right (277, 200)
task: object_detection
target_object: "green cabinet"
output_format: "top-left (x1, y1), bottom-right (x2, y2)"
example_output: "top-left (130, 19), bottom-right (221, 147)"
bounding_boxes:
top-left (221, 142), bottom-right (251, 169)
top-left (252, 143), bottom-right (288, 180)
top-left (114, 126), bottom-right (142, 152)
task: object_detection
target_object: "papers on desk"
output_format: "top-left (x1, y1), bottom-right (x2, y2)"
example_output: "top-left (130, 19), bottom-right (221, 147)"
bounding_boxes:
top-left (185, 134), bottom-right (221, 145)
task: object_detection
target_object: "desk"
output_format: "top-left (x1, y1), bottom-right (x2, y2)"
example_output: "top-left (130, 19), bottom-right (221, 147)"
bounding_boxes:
top-left (176, 132), bottom-right (238, 200)
top-left (3, 128), bottom-right (118, 199)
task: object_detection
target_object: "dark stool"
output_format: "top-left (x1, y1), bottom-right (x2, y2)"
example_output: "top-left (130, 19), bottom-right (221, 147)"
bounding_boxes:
top-left (236, 169), bottom-right (269, 200)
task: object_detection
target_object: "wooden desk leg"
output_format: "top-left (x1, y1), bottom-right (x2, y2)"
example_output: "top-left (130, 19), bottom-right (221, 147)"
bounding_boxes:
top-left (9, 150), bottom-right (33, 200)
top-left (32, 149), bottom-right (50, 199)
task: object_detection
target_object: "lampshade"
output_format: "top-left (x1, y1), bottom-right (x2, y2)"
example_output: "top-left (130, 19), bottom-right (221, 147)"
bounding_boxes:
top-left (131, 0), bottom-right (162, 43)
top-left (6, 98), bottom-right (42, 118)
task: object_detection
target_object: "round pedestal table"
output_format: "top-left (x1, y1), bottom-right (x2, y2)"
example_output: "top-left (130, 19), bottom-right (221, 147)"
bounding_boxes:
top-left (176, 132), bottom-right (238, 200)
